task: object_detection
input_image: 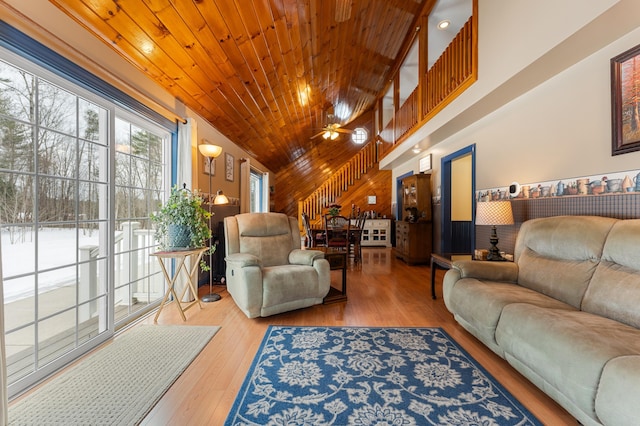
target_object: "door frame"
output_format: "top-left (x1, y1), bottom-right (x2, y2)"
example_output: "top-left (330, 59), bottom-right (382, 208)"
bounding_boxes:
top-left (440, 144), bottom-right (476, 253)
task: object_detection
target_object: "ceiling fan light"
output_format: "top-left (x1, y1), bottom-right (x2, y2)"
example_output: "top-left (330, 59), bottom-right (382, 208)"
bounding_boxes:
top-left (323, 131), bottom-right (331, 139)
top-left (330, 131), bottom-right (339, 140)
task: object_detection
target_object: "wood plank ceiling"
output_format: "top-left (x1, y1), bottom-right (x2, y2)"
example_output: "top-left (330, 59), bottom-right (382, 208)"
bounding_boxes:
top-left (49, 0), bottom-right (431, 210)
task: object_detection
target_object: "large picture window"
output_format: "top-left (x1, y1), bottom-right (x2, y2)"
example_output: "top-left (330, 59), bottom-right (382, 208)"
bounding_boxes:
top-left (0, 45), bottom-right (171, 397)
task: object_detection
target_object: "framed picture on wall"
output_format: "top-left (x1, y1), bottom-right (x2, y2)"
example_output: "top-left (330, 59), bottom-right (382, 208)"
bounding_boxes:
top-left (225, 152), bottom-right (234, 181)
top-left (203, 156), bottom-right (215, 175)
top-left (611, 43), bottom-right (640, 156)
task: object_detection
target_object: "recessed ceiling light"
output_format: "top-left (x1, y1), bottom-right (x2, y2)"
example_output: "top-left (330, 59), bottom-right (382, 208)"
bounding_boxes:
top-left (437, 20), bottom-right (450, 30)
top-left (141, 41), bottom-right (154, 55)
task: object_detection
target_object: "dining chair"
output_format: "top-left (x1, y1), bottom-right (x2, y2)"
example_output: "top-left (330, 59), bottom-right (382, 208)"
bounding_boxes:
top-left (350, 214), bottom-right (366, 263)
top-left (324, 215), bottom-right (351, 253)
top-left (301, 212), bottom-right (314, 248)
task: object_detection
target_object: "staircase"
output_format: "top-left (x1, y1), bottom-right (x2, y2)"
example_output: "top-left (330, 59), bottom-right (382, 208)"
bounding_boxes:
top-left (298, 140), bottom-right (379, 226)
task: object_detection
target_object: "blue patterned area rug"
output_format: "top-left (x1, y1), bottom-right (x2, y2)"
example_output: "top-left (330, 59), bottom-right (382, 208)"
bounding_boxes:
top-left (225, 326), bottom-right (542, 425)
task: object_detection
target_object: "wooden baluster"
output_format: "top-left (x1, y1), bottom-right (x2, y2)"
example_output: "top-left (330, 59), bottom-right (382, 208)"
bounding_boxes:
top-left (364, 146), bottom-right (369, 171)
top-left (299, 141), bottom-right (384, 216)
top-left (333, 174), bottom-right (337, 199)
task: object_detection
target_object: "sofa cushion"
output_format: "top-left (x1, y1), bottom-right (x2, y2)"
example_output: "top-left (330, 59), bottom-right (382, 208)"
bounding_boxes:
top-left (446, 278), bottom-right (575, 353)
top-left (582, 218), bottom-right (640, 328)
top-left (235, 213), bottom-right (294, 266)
top-left (496, 304), bottom-right (640, 421)
top-left (514, 216), bottom-right (616, 308)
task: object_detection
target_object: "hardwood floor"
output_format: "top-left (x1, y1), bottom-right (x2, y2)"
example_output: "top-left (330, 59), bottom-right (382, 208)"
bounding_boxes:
top-left (51, 248), bottom-right (584, 424)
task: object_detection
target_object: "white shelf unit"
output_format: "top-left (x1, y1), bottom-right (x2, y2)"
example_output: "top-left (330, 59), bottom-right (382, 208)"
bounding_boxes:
top-left (354, 219), bottom-right (392, 247)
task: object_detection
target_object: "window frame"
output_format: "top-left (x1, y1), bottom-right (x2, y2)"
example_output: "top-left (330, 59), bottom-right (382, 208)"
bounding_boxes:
top-left (0, 21), bottom-right (175, 398)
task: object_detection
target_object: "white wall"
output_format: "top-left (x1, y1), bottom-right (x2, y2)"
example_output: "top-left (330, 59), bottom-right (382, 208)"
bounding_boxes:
top-left (384, 0), bottom-right (640, 196)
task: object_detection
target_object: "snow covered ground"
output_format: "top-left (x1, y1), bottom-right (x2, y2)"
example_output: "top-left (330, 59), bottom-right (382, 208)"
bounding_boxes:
top-left (1, 228), bottom-right (99, 302)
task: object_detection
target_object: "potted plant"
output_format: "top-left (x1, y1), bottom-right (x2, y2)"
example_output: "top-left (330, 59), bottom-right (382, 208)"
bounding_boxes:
top-left (151, 184), bottom-right (212, 257)
top-left (327, 203), bottom-right (342, 217)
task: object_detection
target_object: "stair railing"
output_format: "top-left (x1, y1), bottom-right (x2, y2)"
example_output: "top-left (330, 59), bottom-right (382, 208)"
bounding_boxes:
top-left (298, 141), bottom-right (377, 226)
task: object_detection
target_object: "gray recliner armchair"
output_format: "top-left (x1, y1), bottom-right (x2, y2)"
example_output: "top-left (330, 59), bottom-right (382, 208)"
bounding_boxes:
top-left (224, 212), bottom-right (331, 318)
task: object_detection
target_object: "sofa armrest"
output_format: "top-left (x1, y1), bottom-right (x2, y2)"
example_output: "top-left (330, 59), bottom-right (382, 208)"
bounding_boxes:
top-left (596, 355), bottom-right (640, 425)
top-left (452, 260), bottom-right (519, 283)
top-left (224, 253), bottom-right (263, 318)
top-left (289, 249), bottom-right (324, 266)
top-left (225, 253), bottom-right (261, 268)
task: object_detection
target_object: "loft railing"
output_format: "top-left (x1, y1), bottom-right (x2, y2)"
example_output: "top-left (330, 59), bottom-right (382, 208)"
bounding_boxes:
top-left (380, 16), bottom-right (476, 149)
top-left (424, 17), bottom-right (475, 116)
top-left (298, 15), bottom-right (476, 227)
top-left (298, 141), bottom-right (377, 225)
top-left (396, 88), bottom-right (419, 141)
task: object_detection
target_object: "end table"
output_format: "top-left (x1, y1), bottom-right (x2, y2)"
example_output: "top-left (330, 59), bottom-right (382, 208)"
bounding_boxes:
top-left (317, 247), bottom-right (348, 304)
top-left (151, 247), bottom-right (207, 322)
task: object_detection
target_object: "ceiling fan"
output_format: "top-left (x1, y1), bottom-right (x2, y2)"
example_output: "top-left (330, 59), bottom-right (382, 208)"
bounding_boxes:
top-left (310, 123), bottom-right (354, 140)
top-left (310, 114), bottom-right (353, 140)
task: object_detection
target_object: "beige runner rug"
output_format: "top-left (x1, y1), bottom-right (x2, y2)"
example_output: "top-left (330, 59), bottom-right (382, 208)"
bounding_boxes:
top-left (8, 324), bottom-right (220, 425)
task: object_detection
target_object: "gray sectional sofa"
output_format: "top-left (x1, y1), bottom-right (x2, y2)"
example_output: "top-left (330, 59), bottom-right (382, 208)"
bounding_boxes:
top-left (443, 215), bottom-right (640, 426)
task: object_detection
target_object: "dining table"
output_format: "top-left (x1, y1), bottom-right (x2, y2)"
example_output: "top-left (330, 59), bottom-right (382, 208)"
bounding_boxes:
top-left (308, 225), bottom-right (363, 263)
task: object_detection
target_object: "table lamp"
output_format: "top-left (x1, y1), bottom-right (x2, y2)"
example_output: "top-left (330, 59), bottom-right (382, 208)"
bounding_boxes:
top-left (475, 201), bottom-right (514, 261)
top-left (213, 189), bottom-right (229, 205)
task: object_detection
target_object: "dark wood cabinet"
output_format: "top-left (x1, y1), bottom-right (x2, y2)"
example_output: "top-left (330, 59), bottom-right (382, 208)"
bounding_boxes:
top-left (401, 173), bottom-right (432, 220)
top-left (394, 221), bottom-right (432, 265)
top-left (395, 173), bottom-right (432, 264)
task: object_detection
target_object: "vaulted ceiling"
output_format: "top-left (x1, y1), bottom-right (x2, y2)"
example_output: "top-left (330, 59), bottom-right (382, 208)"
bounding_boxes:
top-left (49, 0), bottom-right (433, 176)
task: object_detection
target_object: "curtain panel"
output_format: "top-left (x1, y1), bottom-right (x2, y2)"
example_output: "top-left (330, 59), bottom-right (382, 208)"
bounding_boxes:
top-left (240, 159), bottom-right (250, 214)
top-left (177, 118), bottom-right (195, 190)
